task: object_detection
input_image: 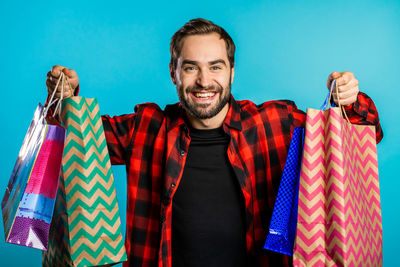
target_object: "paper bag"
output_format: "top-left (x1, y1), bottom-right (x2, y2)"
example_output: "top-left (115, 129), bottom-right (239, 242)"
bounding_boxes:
top-left (43, 97), bottom-right (127, 266)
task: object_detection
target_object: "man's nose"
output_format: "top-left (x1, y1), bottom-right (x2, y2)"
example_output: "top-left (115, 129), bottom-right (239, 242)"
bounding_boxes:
top-left (196, 70), bottom-right (212, 88)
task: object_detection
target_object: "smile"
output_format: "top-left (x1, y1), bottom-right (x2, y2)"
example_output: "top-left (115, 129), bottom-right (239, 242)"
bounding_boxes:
top-left (194, 92), bottom-right (216, 98)
top-left (190, 91), bottom-right (219, 103)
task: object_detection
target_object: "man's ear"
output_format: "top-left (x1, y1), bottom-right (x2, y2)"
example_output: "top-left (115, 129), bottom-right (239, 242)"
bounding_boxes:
top-left (169, 63), bottom-right (176, 85)
top-left (230, 62), bottom-right (235, 84)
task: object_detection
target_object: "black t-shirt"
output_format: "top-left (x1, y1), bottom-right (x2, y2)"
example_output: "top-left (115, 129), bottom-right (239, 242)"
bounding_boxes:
top-left (171, 126), bottom-right (247, 267)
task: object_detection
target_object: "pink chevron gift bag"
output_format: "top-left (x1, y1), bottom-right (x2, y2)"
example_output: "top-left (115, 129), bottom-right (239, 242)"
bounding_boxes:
top-left (293, 81), bottom-right (383, 266)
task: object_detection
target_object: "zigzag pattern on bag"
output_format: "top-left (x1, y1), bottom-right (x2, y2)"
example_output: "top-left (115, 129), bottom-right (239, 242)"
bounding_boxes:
top-left (342, 117), bottom-right (382, 265)
top-left (293, 107), bottom-right (382, 267)
top-left (43, 177), bottom-right (73, 267)
top-left (43, 97), bottom-right (126, 266)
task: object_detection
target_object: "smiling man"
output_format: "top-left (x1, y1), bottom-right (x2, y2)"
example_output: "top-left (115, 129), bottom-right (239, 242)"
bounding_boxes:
top-left (172, 32), bottom-right (234, 128)
top-left (46, 18), bottom-right (383, 267)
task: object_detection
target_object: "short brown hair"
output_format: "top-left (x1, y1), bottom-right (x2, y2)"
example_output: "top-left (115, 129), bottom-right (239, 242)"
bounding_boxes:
top-left (170, 18), bottom-right (235, 70)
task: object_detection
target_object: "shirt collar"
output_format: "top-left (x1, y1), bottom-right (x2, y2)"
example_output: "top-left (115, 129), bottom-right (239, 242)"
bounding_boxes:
top-left (223, 94), bottom-right (242, 131)
top-left (166, 94), bottom-right (242, 132)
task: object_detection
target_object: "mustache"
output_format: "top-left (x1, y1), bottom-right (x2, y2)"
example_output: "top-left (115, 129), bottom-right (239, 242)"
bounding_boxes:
top-left (186, 85), bottom-right (223, 93)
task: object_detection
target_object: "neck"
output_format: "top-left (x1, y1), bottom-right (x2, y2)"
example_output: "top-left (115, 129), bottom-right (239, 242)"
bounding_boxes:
top-left (186, 103), bottom-right (229, 130)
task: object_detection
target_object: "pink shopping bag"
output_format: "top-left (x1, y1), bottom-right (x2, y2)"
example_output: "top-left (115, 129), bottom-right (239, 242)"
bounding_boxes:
top-left (293, 81), bottom-right (383, 266)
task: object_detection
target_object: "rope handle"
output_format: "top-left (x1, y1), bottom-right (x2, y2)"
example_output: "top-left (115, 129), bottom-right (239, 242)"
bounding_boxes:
top-left (323, 79), bottom-right (350, 123)
top-left (43, 72), bottom-right (73, 119)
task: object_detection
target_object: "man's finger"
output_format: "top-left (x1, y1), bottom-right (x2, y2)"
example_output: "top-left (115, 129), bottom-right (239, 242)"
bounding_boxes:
top-left (47, 78), bottom-right (72, 91)
top-left (327, 71), bottom-right (341, 89)
top-left (46, 81), bottom-right (54, 93)
top-left (338, 86), bottom-right (359, 99)
top-left (62, 68), bottom-right (76, 79)
top-left (51, 65), bottom-right (65, 78)
top-left (339, 94), bottom-right (358, 106)
top-left (62, 68), bottom-right (79, 89)
top-left (330, 71), bottom-right (341, 79)
top-left (47, 71), bottom-right (57, 82)
top-left (332, 87), bottom-right (359, 106)
top-left (332, 92), bottom-right (338, 103)
top-left (48, 70), bottom-right (61, 80)
top-left (336, 76), bottom-right (349, 86)
top-left (47, 76), bottom-right (63, 89)
top-left (46, 79), bottom-right (55, 90)
top-left (336, 71), bottom-right (355, 87)
top-left (337, 78), bottom-right (359, 93)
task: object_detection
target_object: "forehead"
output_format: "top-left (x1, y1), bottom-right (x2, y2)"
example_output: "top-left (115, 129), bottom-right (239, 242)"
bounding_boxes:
top-left (180, 33), bottom-right (228, 62)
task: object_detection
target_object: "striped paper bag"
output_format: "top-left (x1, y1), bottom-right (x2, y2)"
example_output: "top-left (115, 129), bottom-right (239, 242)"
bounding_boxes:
top-left (42, 97), bottom-right (127, 266)
top-left (293, 83), bottom-right (383, 266)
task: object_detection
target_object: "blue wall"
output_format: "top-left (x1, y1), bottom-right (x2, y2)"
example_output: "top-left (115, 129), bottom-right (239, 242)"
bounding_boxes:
top-left (0, 0), bottom-right (398, 266)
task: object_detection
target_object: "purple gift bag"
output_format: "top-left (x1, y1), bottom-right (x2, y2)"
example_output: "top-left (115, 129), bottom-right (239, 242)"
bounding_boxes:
top-left (2, 75), bottom-right (66, 250)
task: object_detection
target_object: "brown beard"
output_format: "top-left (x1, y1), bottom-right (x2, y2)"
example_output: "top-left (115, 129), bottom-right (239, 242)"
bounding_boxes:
top-left (177, 75), bottom-right (231, 120)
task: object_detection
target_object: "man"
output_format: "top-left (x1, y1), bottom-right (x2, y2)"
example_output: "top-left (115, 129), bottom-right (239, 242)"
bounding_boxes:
top-left (46, 18), bottom-right (383, 267)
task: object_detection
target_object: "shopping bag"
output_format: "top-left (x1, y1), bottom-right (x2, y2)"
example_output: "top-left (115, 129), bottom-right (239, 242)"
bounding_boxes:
top-left (42, 96), bottom-right (127, 266)
top-left (293, 80), bottom-right (383, 266)
top-left (2, 78), bottom-right (66, 250)
top-left (264, 127), bottom-right (304, 255)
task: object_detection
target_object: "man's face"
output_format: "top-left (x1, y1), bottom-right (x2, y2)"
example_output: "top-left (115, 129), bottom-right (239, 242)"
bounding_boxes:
top-left (171, 33), bottom-right (234, 119)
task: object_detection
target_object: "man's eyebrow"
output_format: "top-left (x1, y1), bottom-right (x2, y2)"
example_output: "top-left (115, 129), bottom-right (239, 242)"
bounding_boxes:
top-left (181, 59), bottom-right (227, 66)
top-left (209, 59), bottom-right (227, 66)
top-left (182, 60), bottom-right (198, 66)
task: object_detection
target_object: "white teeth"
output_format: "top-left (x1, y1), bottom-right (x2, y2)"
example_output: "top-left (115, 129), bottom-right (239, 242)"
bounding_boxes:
top-left (194, 92), bottom-right (216, 98)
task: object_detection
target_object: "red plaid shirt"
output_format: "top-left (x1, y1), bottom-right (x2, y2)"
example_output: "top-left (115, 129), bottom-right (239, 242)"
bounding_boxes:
top-left (99, 92), bottom-right (382, 267)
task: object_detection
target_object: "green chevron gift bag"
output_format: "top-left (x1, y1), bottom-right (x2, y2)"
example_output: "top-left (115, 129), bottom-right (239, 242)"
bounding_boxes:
top-left (42, 97), bottom-right (127, 266)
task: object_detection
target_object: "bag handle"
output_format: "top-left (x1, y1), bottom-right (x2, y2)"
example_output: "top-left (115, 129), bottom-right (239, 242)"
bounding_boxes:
top-left (43, 72), bottom-right (73, 119)
top-left (321, 79), bottom-right (350, 123)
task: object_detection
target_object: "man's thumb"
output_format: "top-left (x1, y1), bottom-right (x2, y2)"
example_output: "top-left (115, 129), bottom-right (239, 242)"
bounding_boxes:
top-left (331, 71), bottom-right (341, 79)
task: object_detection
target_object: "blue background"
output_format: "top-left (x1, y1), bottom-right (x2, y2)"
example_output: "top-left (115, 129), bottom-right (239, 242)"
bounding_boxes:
top-left (0, 0), bottom-right (398, 266)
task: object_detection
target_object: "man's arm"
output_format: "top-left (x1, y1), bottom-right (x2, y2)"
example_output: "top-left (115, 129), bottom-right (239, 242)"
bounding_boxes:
top-left (343, 92), bottom-right (383, 143)
top-left (101, 113), bottom-right (136, 165)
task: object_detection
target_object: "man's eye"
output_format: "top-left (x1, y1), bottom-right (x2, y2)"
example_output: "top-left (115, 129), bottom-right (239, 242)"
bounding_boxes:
top-left (211, 66), bottom-right (221, 70)
top-left (184, 66), bottom-right (196, 71)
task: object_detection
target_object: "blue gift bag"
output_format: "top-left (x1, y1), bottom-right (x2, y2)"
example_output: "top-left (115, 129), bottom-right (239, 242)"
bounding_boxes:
top-left (264, 127), bottom-right (304, 256)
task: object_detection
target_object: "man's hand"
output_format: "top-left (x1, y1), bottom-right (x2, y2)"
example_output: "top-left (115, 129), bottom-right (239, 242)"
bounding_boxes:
top-left (327, 71), bottom-right (359, 106)
top-left (46, 65), bottom-right (79, 98)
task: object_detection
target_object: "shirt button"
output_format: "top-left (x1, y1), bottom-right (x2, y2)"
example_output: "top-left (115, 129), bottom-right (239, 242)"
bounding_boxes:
top-left (180, 150), bottom-right (185, 156)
